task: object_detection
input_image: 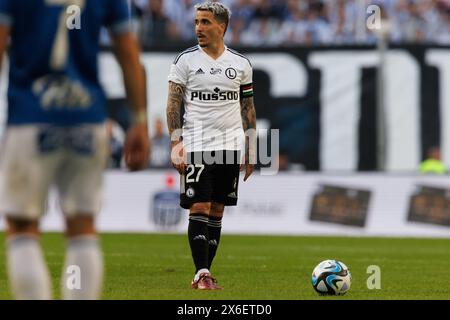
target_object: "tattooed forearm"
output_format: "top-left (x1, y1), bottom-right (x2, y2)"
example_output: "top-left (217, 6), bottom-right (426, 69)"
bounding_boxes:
top-left (241, 96), bottom-right (257, 164)
top-left (166, 81), bottom-right (185, 138)
top-left (240, 96), bottom-right (257, 131)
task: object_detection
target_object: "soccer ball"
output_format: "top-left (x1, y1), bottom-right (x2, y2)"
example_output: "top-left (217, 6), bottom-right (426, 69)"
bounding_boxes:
top-left (311, 260), bottom-right (351, 296)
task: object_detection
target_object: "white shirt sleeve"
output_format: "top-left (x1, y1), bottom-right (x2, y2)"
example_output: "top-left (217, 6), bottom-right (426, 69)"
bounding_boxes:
top-left (240, 61), bottom-right (254, 98)
top-left (168, 54), bottom-right (188, 86)
top-left (241, 61), bottom-right (253, 85)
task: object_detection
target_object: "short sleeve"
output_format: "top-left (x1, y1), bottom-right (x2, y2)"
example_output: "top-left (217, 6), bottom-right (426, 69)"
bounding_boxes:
top-left (240, 61), bottom-right (253, 98)
top-left (0, 0), bottom-right (13, 27)
top-left (104, 0), bottom-right (131, 35)
top-left (168, 54), bottom-right (188, 86)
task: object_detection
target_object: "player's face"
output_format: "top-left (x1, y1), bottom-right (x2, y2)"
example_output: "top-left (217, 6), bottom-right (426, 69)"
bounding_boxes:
top-left (195, 10), bottom-right (225, 47)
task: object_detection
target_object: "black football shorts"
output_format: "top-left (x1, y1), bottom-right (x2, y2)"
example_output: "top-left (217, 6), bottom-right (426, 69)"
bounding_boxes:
top-left (180, 150), bottom-right (241, 209)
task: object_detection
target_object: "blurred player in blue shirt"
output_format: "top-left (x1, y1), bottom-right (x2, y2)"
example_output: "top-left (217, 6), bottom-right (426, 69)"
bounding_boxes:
top-left (0, 0), bottom-right (149, 299)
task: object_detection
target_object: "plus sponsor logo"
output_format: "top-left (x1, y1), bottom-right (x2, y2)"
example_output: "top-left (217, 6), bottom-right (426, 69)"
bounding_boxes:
top-left (191, 87), bottom-right (239, 101)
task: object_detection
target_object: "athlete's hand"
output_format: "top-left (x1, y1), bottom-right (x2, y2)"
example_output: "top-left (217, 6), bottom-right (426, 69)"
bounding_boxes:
top-left (124, 123), bottom-right (150, 171)
top-left (240, 163), bottom-right (254, 182)
top-left (240, 148), bottom-right (255, 181)
top-left (171, 141), bottom-right (186, 175)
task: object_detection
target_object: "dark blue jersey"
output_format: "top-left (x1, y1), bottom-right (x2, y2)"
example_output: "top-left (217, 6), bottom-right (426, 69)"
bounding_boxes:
top-left (0, 0), bottom-right (130, 125)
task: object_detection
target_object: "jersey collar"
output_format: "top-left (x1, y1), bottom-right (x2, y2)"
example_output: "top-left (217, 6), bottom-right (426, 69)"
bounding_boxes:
top-left (198, 44), bottom-right (228, 62)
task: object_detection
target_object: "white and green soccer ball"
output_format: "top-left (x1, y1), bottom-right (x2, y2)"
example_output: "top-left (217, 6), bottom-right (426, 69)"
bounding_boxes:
top-left (311, 260), bottom-right (352, 296)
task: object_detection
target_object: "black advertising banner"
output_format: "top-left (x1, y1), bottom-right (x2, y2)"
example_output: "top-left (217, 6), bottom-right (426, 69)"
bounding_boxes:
top-left (309, 184), bottom-right (371, 227)
top-left (408, 185), bottom-right (450, 227)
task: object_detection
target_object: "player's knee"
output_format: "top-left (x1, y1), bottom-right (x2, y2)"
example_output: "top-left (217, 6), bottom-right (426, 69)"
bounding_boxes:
top-left (65, 215), bottom-right (96, 238)
top-left (190, 202), bottom-right (211, 215)
top-left (210, 202), bottom-right (224, 217)
top-left (6, 217), bottom-right (39, 236)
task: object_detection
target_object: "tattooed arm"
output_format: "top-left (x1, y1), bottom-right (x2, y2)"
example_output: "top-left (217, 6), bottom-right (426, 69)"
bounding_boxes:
top-left (167, 81), bottom-right (185, 138)
top-left (240, 96), bottom-right (257, 181)
top-left (166, 81), bottom-right (186, 174)
top-left (241, 96), bottom-right (257, 131)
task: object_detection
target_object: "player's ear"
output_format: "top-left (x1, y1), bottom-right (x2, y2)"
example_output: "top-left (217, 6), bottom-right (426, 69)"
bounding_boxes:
top-left (220, 22), bottom-right (227, 37)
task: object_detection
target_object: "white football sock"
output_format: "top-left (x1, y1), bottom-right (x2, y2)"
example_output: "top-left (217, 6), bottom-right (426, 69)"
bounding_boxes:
top-left (194, 268), bottom-right (210, 281)
top-left (6, 235), bottom-right (52, 300)
top-left (61, 235), bottom-right (103, 300)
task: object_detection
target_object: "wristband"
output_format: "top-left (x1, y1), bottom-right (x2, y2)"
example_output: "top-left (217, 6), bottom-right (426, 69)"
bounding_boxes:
top-left (132, 110), bottom-right (148, 125)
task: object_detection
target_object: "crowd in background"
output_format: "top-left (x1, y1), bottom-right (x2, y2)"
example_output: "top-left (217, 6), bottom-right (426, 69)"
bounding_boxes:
top-left (126, 0), bottom-right (450, 47)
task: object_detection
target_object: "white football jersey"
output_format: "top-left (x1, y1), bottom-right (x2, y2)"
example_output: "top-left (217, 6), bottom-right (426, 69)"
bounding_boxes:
top-left (168, 45), bottom-right (253, 152)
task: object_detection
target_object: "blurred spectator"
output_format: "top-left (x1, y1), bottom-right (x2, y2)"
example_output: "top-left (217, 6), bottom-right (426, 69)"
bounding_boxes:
top-left (419, 146), bottom-right (447, 174)
top-left (303, 1), bottom-right (333, 44)
top-left (277, 152), bottom-right (291, 171)
top-left (163, 0), bottom-right (198, 43)
top-left (401, 0), bottom-right (427, 42)
top-left (278, 0), bottom-right (310, 45)
top-left (149, 118), bottom-right (172, 169)
top-left (140, 0), bottom-right (181, 47)
top-left (106, 119), bottom-right (125, 169)
top-left (228, 0), bottom-right (255, 45)
top-left (428, 0), bottom-right (450, 44)
top-left (241, 0), bottom-right (286, 46)
top-left (276, 152), bottom-right (304, 171)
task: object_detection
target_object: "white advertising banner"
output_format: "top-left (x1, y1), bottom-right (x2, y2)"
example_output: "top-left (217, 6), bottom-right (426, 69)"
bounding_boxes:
top-left (1, 171), bottom-right (450, 237)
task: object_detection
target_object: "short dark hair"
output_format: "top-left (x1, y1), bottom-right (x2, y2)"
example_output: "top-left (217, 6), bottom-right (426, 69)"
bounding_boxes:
top-left (195, 1), bottom-right (232, 35)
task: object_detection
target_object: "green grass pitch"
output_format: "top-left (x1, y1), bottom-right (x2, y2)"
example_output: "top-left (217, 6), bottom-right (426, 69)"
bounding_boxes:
top-left (0, 233), bottom-right (449, 300)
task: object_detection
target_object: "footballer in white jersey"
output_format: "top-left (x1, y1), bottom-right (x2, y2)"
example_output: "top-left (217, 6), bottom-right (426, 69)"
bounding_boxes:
top-left (168, 44), bottom-right (253, 152)
top-left (166, 1), bottom-right (257, 291)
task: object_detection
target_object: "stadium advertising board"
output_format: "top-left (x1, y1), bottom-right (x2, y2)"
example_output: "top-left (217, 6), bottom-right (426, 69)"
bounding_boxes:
top-left (0, 172), bottom-right (448, 237)
top-left (309, 185), bottom-right (371, 227)
top-left (408, 185), bottom-right (450, 227)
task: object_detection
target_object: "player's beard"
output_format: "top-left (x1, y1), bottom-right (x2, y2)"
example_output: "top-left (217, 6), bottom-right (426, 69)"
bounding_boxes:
top-left (197, 38), bottom-right (208, 48)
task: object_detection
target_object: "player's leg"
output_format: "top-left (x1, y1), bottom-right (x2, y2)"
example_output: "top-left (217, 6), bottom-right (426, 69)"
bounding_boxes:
top-left (57, 124), bottom-right (107, 300)
top-left (208, 202), bottom-right (224, 270)
top-left (62, 215), bottom-right (103, 300)
top-left (0, 126), bottom-right (55, 300)
top-left (189, 202), bottom-right (212, 287)
top-left (181, 152), bottom-right (218, 288)
top-left (208, 151), bottom-right (241, 279)
top-left (189, 202), bottom-right (222, 290)
top-left (5, 218), bottom-right (52, 300)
